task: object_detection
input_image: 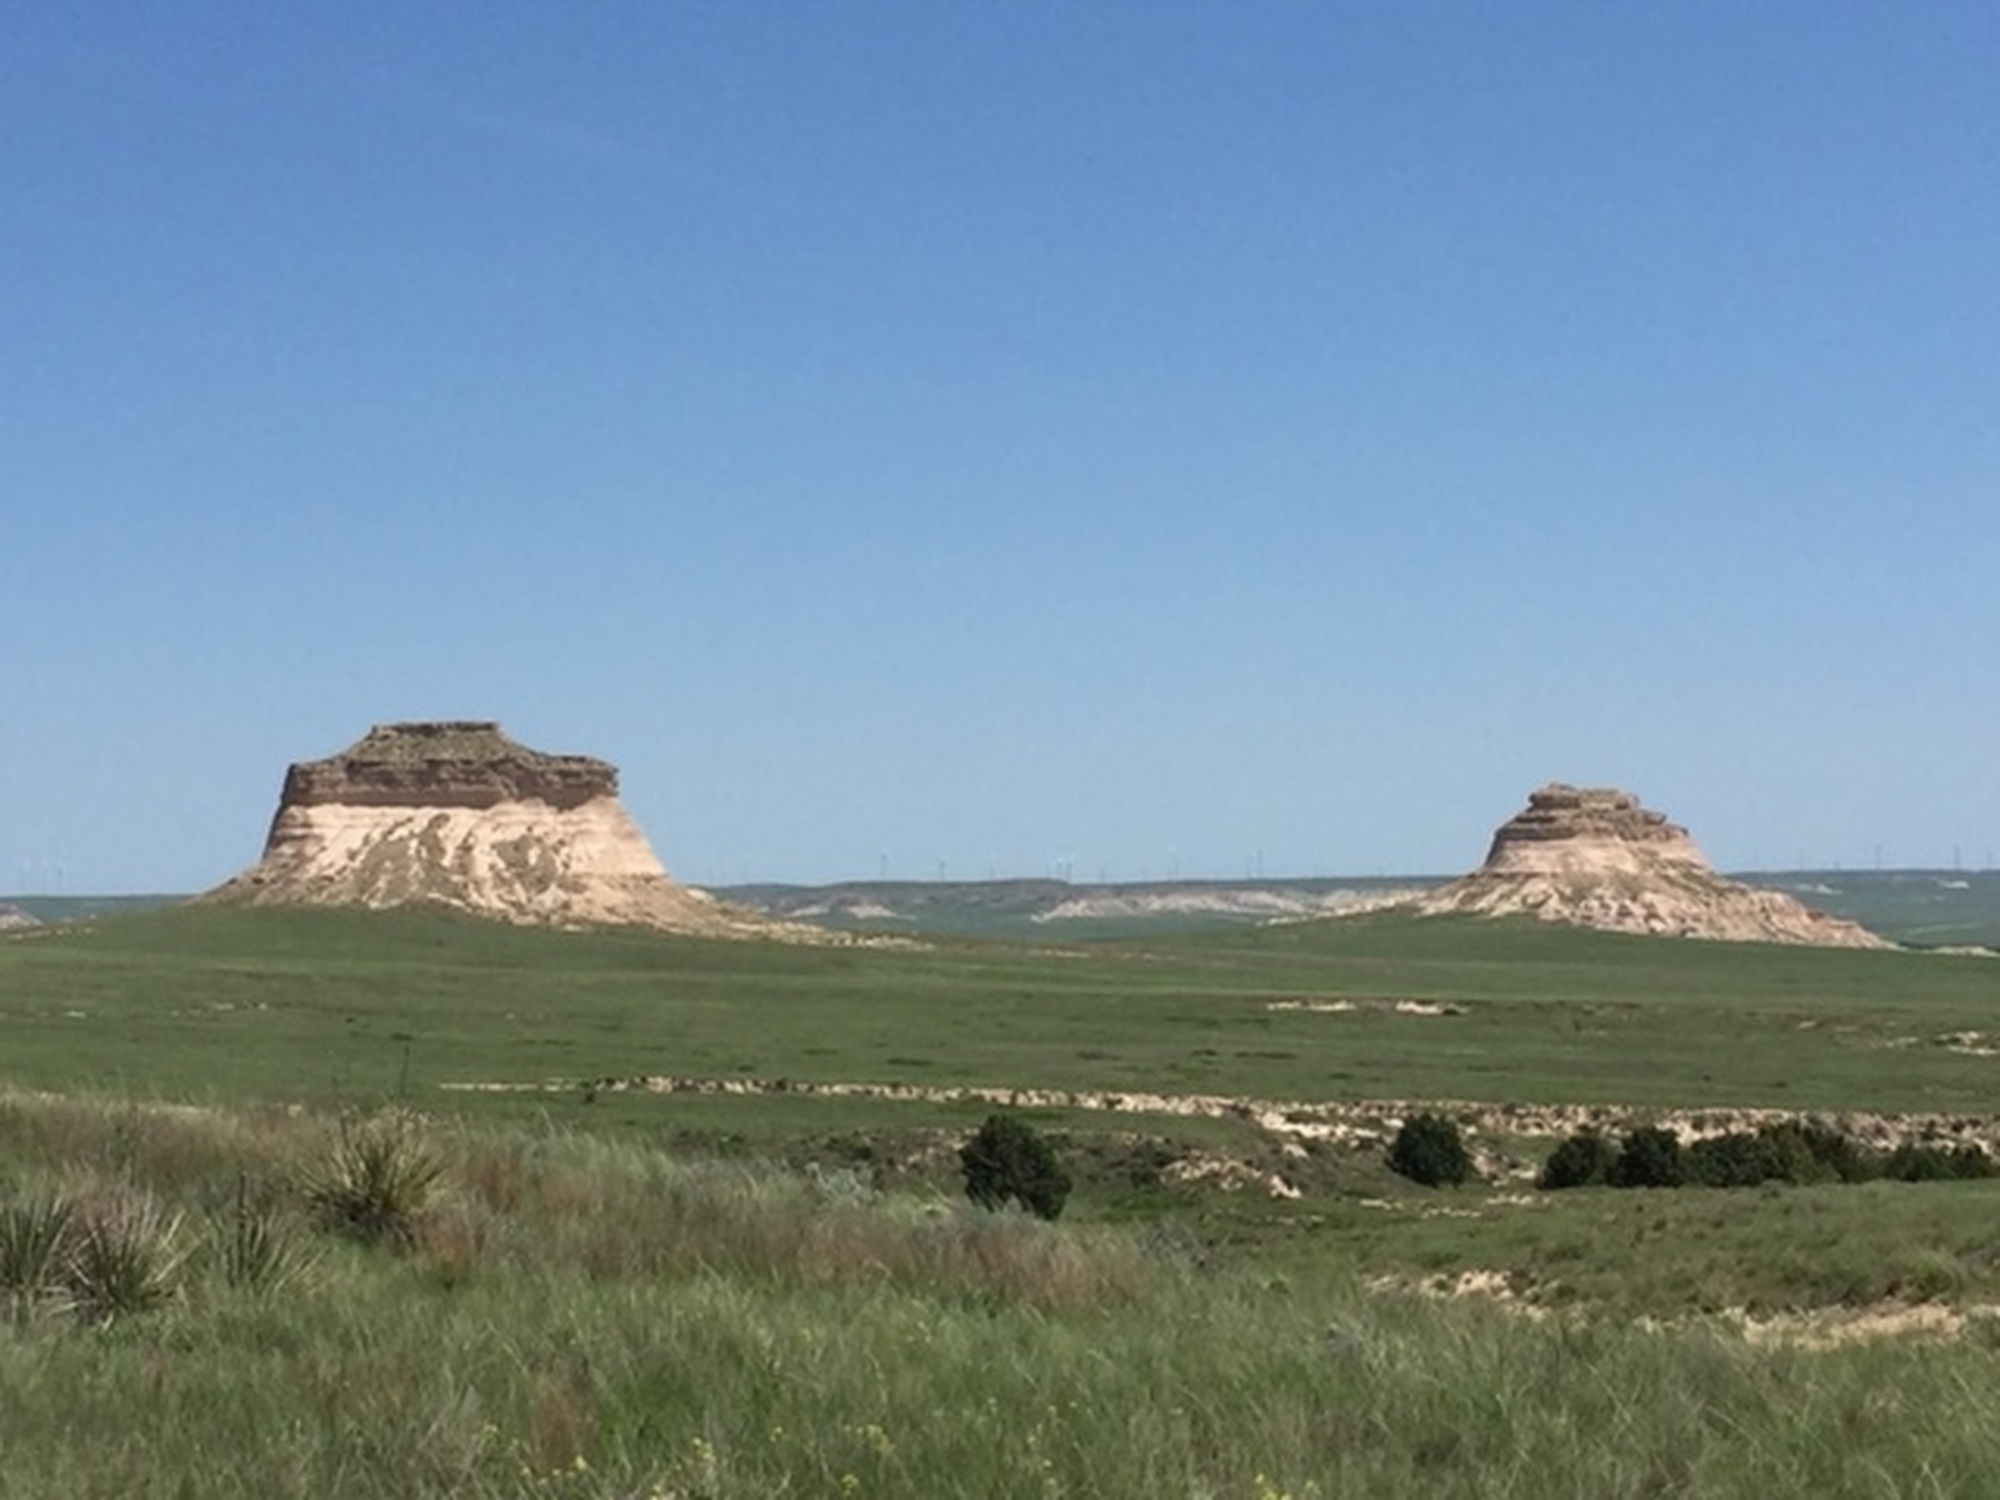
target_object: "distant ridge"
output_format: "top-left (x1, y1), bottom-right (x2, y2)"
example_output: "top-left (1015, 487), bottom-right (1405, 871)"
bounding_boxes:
top-left (724, 876), bottom-right (1424, 938)
top-left (1384, 783), bottom-right (1892, 948)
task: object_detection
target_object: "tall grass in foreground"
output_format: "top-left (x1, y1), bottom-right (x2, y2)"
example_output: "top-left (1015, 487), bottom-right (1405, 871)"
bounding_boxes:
top-left (4, 1090), bottom-right (2000, 1497)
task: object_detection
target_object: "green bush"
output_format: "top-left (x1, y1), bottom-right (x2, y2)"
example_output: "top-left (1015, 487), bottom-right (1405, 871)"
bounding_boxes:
top-left (1538, 1131), bottom-right (1617, 1190)
top-left (1885, 1142), bottom-right (1996, 1182)
top-left (1680, 1121), bottom-right (1878, 1188)
top-left (960, 1114), bottom-right (1072, 1221)
top-left (1753, 1119), bottom-right (1877, 1184)
top-left (1685, 1130), bottom-right (1786, 1188)
top-left (1610, 1126), bottom-right (1684, 1189)
top-left (1386, 1113), bottom-right (1472, 1188)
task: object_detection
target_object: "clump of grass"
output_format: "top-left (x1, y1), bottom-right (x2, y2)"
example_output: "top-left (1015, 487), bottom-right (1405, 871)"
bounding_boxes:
top-left (299, 1110), bottom-right (445, 1249)
top-left (413, 1197), bottom-right (503, 1289)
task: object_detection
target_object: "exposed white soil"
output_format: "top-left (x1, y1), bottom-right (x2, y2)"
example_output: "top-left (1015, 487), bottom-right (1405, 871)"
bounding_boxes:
top-left (1726, 1302), bottom-right (2000, 1348)
top-left (1266, 998), bottom-right (1466, 1016)
top-left (1402, 857), bottom-right (1892, 947)
top-left (1033, 887), bottom-right (1422, 924)
top-left (440, 1072), bottom-right (2000, 1162)
top-left (205, 796), bottom-right (824, 938)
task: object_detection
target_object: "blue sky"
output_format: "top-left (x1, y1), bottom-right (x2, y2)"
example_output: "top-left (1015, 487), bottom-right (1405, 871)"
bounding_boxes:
top-left (3, 5), bottom-right (1995, 892)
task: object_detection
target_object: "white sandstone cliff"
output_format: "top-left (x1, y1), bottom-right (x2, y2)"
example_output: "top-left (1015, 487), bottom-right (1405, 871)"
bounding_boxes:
top-left (1397, 783), bottom-right (1891, 948)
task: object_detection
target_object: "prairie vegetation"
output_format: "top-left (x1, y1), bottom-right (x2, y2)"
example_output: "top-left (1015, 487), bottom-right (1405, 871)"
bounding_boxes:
top-left (7, 1090), bottom-right (2000, 1497)
top-left (4, 905), bottom-right (2000, 1494)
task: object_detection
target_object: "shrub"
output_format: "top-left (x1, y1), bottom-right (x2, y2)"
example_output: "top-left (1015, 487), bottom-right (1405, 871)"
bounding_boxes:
top-left (1386, 1113), bottom-right (1472, 1188)
top-left (1678, 1121), bottom-right (1876, 1188)
top-left (1684, 1130), bottom-right (1785, 1189)
top-left (1791, 1120), bottom-right (1880, 1183)
top-left (1610, 1126), bottom-right (1683, 1189)
top-left (1885, 1142), bottom-right (1997, 1182)
top-left (1538, 1132), bottom-right (1617, 1190)
top-left (300, 1110), bottom-right (445, 1248)
top-left (959, 1115), bottom-right (1072, 1221)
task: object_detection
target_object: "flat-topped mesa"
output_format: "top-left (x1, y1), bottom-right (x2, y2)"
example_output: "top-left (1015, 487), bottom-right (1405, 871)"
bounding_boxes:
top-left (281, 722), bottom-right (617, 812)
top-left (202, 722), bottom-right (819, 939)
top-left (1476, 782), bottom-right (1711, 879)
top-left (1393, 782), bottom-right (1892, 949)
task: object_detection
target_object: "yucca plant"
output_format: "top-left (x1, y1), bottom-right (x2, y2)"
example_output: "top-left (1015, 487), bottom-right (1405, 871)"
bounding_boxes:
top-left (65, 1193), bottom-right (186, 1326)
top-left (299, 1110), bottom-right (445, 1249)
top-left (208, 1173), bottom-right (317, 1293)
top-left (0, 1192), bottom-right (75, 1327)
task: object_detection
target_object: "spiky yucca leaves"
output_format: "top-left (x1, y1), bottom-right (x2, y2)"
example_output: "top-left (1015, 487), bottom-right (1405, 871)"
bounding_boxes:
top-left (300, 1110), bottom-right (445, 1249)
top-left (65, 1191), bottom-right (186, 1325)
top-left (0, 1192), bottom-right (74, 1326)
top-left (207, 1173), bottom-right (318, 1292)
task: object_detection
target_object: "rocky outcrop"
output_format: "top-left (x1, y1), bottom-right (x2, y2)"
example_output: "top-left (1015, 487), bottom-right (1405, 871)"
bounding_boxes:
top-left (1396, 783), bottom-right (1892, 948)
top-left (202, 722), bottom-right (807, 938)
top-left (0, 901), bottom-right (36, 931)
top-left (276, 721), bottom-right (617, 811)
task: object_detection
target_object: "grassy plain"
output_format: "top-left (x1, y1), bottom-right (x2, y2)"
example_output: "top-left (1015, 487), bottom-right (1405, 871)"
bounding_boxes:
top-left (8, 1092), bottom-right (2000, 1498)
top-left (3, 904), bottom-right (1998, 1117)
top-left (4, 905), bottom-right (2000, 1495)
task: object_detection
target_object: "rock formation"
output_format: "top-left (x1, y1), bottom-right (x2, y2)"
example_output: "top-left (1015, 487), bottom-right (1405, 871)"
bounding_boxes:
top-left (1396, 783), bottom-right (1891, 948)
top-left (202, 722), bottom-right (800, 937)
top-left (0, 901), bottom-right (36, 931)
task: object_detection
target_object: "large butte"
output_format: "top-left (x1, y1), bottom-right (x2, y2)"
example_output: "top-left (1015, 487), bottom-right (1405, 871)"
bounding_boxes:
top-left (1389, 782), bottom-right (1891, 948)
top-left (202, 721), bottom-right (804, 938)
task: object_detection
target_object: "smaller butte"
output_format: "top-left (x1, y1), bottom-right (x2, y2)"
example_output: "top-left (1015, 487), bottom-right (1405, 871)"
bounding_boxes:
top-left (1395, 783), bottom-right (1891, 948)
top-left (202, 721), bottom-right (807, 938)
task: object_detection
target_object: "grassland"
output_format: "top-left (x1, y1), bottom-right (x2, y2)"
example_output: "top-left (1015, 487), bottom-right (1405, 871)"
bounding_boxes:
top-left (2, 904), bottom-right (1996, 1116)
top-left (4, 904), bottom-right (2000, 1495)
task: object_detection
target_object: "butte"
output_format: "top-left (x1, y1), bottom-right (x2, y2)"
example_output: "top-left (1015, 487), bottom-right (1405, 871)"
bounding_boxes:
top-left (1391, 783), bottom-right (1890, 948)
top-left (202, 721), bottom-right (804, 938)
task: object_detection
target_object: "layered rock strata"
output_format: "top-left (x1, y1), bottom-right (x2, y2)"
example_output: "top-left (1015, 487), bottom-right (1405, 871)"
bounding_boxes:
top-left (204, 722), bottom-right (795, 937)
top-left (1399, 783), bottom-right (1891, 948)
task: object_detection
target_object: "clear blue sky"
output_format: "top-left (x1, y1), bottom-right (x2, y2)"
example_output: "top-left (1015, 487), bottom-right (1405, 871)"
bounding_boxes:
top-left (4, 5), bottom-right (1995, 892)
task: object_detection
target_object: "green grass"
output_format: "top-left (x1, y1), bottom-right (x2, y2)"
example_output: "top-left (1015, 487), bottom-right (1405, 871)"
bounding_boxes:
top-left (3, 907), bottom-right (1998, 1122)
top-left (6, 1091), bottom-right (2000, 1498)
top-left (7, 905), bottom-right (2000, 1492)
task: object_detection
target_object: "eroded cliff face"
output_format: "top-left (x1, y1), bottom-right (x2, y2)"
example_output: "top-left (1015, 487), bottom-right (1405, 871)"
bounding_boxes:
top-left (1400, 783), bottom-right (1892, 948)
top-left (203, 723), bottom-right (799, 937)
top-left (277, 722), bottom-right (618, 811)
